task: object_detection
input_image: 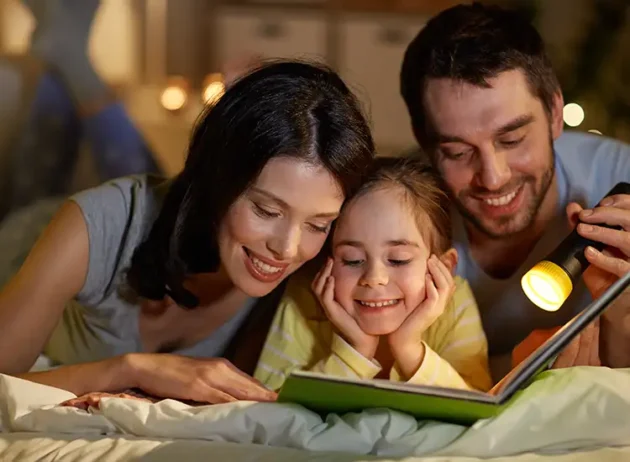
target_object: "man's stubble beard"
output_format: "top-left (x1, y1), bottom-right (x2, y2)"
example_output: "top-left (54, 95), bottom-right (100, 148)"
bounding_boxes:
top-left (453, 137), bottom-right (556, 240)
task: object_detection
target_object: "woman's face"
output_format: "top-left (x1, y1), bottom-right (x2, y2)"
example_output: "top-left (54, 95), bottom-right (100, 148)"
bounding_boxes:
top-left (218, 157), bottom-right (344, 297)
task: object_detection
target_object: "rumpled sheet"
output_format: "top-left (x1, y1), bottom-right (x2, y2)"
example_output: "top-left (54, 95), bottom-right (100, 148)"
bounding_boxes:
top-left (1, 367), bottom-right (629, 459)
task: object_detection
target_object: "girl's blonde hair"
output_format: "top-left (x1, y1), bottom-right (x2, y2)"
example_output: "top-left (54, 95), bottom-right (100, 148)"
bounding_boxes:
top-left (346, 156), bottom-right (452, 254)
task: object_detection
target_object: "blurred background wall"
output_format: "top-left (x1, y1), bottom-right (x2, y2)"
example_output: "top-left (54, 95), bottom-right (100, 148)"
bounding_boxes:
top-left (0, 0), bottom-right (627, 176)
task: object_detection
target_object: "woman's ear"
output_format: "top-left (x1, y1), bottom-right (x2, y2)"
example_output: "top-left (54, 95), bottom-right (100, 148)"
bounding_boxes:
top-left (439, 248), bottom-right (458, 275)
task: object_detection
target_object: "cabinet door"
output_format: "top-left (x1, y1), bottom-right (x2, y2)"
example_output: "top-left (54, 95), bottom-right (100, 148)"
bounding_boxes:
top-left (215, 7), bottom-right (328, 64)
top-left (339, 15), bottom-right (426, 155)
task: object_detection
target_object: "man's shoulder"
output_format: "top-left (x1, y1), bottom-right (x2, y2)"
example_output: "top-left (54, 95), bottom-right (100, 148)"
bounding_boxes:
top-left (554, 131), bottom-right (630, 206)
top-left (554, 130), bottom-right (630, 156)
top-left (555, 131), bottom-right (630, 169)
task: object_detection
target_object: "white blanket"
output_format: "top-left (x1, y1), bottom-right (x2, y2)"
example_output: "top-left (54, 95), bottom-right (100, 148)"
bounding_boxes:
top-left (1, 367), bottom-right (630, 458)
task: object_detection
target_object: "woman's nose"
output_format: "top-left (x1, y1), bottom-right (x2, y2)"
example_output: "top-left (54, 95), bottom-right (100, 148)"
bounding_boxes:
top-left (266, 224), bottom-right (300, 261)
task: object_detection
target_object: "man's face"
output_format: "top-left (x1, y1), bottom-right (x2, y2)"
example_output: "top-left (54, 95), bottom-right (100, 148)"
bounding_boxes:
top-left (423, 69), bottom-right (563, 238)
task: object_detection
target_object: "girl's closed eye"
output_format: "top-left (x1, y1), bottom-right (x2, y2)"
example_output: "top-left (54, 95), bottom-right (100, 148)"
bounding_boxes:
top-left (388, 252), bottom-right (414, 266)
top-left (336, 250), bottom-right (365, 267)
top-left (341, 258), bottom-right (363, 267)
top-left (389, 258), bottom-right (412, 266)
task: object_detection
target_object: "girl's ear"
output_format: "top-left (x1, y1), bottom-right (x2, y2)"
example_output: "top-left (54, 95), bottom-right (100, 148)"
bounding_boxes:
top-left (439, 248), bottom-right (458, 275)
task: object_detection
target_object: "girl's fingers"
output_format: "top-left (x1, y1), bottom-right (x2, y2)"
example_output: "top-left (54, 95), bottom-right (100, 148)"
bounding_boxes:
top-left (312, 258), bottom-right (333, 295)
top-left (429, 256), bottom-right (452, 293)
top-left (322, 276), bottom-right (337, 310)
top-left (425, 274), bottom-right (438, 303)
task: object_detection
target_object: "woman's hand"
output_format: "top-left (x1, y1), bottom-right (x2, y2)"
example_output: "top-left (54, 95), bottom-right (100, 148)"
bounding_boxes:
top-left (61, 390), bottom-right (157, 410)
top-left (312, 258), bottom-right (379, 359)
top-left (127, 354), bottom-right (278, 404)
top-left (388, 255), bottom-right (455, 379)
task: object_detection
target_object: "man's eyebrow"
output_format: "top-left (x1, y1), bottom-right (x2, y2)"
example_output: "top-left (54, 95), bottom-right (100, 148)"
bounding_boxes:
top-left (435, 114), bottom-right (535, 144)
top-left (494, 114), bottom-right (534, 136)
top-left (436, 134), bottom-right (466, 144)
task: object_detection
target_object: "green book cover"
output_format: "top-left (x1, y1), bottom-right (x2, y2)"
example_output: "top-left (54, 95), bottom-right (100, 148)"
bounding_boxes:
top-left (278, 271), bottom-right (630, 425)
top-left (279, 371), bottom-right (502, 425)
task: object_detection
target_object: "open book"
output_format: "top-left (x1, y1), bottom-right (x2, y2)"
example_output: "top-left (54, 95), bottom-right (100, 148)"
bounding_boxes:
top-left (277, 270), bottom-right (630, 425)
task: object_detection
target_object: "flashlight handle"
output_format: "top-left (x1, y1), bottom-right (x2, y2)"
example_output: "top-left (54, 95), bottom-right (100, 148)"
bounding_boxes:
top-left (547, 181), bottom-right (630, 279)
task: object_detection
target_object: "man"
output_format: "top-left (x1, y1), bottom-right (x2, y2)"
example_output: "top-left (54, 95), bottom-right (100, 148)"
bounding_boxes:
top-left (400, 2), bottom-right (630, 380)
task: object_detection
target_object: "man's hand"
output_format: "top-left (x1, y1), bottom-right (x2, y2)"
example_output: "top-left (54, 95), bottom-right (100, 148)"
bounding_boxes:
top-left (552, 319), bottom-right (601, 369)
top-left (567, 196), bottom-right (630, 296)
top-left (566, 199), bottom-right (630, 367)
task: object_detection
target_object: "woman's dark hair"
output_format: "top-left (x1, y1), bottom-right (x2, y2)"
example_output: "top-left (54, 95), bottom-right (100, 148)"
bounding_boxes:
top-left (400, 2), bottom-right (560, 150)
top-left (127, 60), bottom-right (375, 308)
top-left (344, 156), bottom-right (452, 254)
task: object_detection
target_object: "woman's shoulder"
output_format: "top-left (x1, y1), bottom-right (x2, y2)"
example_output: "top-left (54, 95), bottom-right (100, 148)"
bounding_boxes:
top-left (70, 174), bottom-right (168, 216)
top-left (69, 174), bottom-right (170, 305)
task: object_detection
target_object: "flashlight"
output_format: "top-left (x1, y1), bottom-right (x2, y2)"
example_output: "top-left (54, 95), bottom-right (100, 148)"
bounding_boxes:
top-left (521, 182), bottom-right (630, 312)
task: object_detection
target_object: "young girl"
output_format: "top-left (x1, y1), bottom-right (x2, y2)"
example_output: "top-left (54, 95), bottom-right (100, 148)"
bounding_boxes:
top-left (255, 157), bottom-right (492, 392)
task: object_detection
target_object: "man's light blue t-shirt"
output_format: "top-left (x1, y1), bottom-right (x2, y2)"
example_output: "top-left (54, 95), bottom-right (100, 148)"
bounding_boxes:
top-left (453, 131), bottom-right (630, 379)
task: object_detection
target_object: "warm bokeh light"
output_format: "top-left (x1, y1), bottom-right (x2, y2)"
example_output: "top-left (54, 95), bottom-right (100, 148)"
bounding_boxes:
top-left (563, 103), bottom-right (585, 127)
top-left (160, 76), bottom-right (189, 112)
top-left (160, 86), bottom-right (187, 111)
top-left (202, 73), bottom-right (226, 105)
top-left (588, 129), bottom-right (602, 135)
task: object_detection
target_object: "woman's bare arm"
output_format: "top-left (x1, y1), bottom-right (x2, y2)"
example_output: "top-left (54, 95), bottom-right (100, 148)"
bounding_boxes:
top-left (0, 200), bottom-right (89, 373)
top-left (15, 355), bottom-right (138, 396)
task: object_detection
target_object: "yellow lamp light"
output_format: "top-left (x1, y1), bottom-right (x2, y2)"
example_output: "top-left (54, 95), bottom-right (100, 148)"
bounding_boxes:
top-left (522, 182), bottom-right (630, 312)
top-left (521, 261), bottom-right (573, 312)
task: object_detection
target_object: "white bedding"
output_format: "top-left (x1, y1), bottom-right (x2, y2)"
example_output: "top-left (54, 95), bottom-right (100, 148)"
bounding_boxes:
top-left (1, 433), bottom-right (629, 462)
top-left (1, 367), bottom-right (630, 461)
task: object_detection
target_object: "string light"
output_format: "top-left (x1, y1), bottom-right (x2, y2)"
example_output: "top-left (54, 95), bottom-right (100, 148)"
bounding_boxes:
top-left (202, 73), bottom-right (225, 105)
top-left (563, 103), bottom-right (585, 127)
top-left (160, 76), bottom-right (189, 112)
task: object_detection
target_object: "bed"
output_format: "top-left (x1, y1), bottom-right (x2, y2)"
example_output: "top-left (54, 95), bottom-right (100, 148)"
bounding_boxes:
top-left (2, 367), bottom-right (630, 461)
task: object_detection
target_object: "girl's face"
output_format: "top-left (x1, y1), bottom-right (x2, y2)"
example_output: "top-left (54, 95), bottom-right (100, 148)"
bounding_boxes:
top-left (331, 187), bottom-right (431, 335)
top-left (218, 157), bottom-right (344, 297)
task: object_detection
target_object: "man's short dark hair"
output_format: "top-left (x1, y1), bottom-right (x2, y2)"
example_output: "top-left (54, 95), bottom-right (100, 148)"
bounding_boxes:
top-left (400, 2), bottom-right (560, 149)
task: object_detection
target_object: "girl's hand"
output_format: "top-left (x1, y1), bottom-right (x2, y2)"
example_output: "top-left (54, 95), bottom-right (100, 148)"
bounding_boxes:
top-left (312, 258), bottom-right (379, 358)
top-left (126, 354), bottom-right (277, 404)
top-left (388, 255), bottom-right (455, 379)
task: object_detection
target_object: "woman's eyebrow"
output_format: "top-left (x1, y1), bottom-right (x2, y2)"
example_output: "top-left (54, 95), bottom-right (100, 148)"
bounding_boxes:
top-left (250, 187), bottom-right (339, 218)
top-left (250, 187), bottom-right (288, 207)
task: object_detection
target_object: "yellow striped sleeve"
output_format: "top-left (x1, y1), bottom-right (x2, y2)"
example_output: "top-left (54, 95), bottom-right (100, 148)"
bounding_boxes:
top-left (315, 334), bottom-right (381, 377)
top-left (415, 276), bottom-right (492, 391)
top-left (253, 271), bottom-right (381, 391)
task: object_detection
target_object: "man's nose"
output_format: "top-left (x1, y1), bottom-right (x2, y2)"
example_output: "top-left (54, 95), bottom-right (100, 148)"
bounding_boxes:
top-left (476, 146), bottom-right (511, 191)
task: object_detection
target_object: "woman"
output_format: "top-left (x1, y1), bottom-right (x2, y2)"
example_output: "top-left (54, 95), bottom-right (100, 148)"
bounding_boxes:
top-left (0, 60), bottom-right (375, 404)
